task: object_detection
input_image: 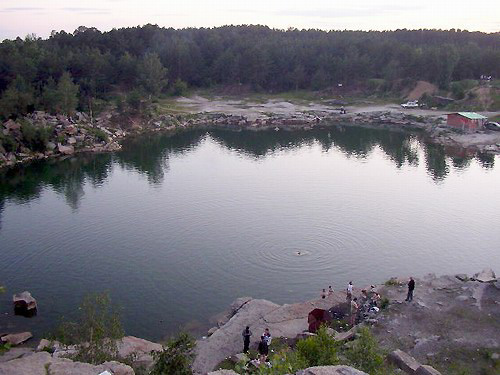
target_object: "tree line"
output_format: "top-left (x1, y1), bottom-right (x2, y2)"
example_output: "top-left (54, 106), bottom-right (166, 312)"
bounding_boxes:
top-left (0, 25), bottom-right (498, 119)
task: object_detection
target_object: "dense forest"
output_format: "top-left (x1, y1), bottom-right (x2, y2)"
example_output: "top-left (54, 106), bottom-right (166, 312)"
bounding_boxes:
top-left (0, 25), bottom-right (499, 119)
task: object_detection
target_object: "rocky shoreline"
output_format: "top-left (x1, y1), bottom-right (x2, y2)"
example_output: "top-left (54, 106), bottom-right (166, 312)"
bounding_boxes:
top-left (2, 106), bottom-right (500, 170)
top-left (0, 269), bottom-right (498, 374)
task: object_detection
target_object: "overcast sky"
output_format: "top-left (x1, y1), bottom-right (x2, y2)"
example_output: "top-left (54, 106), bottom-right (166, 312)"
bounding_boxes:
top-left (1, 0), bottom-right (499, 40)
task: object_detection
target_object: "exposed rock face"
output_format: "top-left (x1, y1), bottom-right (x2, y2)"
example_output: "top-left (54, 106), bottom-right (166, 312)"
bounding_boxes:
top-left (1, 332), bottom-right (33, 346)
top-left (0, 352), bottom-right (134, 375)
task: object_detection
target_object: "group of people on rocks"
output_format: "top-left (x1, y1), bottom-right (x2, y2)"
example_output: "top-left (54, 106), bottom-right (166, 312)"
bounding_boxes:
top-left (242, 326), bottom-right (272, 362)
top-left (322, 277), bottom-right (415, 326)
top-left (241, 276), bottom-right (416, 363)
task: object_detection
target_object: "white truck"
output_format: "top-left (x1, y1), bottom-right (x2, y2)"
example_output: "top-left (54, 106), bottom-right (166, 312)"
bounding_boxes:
top-left (400, 100), bottom-right (419, 108)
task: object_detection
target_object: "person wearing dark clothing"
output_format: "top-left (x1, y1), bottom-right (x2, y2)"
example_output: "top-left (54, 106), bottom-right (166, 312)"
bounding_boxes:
top-left (405, 277), bottom-right (415, 302)
top-left (242, 326), bottom-right (252, 353)
top-left (258, 335), bottom-right (269, 361)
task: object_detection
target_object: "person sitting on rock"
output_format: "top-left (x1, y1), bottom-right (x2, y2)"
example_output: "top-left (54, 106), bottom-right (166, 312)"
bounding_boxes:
top-left (328, 286), bottom-right (334, 295)
top-left (258, 335), bottom-right (269, 362)
top-left (321, 288), bottom-right (327, 299)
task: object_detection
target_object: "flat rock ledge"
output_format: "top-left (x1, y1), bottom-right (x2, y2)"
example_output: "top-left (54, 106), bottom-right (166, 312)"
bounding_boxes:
top-left (194, 292), bottom-right (347, 374)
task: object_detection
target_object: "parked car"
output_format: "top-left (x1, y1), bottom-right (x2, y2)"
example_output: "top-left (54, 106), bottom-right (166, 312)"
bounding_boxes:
top-left (485, 122), bottom-right (500, 131)
top-left (401, 100), bottom-right (419, 108)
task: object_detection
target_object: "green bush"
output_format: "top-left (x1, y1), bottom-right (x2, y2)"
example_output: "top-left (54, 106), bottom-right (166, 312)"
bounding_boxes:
top-left (0, 133), bottom-right (18, 152)
top-left (296, 326), bottom-right (339, 367)
top-left (89, 128), bottom-right (109, 143)
top-left (384, 278), bottom-right (400, 286)
top-left (257, 349), bottom-right (307, 375)
top-left (126, 90), bottom-right (143, 111)
top-left (380, 297), bottom-right (390, 309)
top-left (52, 292), bottom-right (124, 365)
top-left (150, 332), bottom-right (195, 375)
top-left (20, 121), bottom-right (52, 151)
top-left (172, 79), bottom-right (188, 97)
top-left (344, 326), bottom-right (385, 374)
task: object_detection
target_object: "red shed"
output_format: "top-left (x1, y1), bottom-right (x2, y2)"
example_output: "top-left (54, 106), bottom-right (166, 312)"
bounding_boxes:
top-left (447, 112), bottom-right (487, 131)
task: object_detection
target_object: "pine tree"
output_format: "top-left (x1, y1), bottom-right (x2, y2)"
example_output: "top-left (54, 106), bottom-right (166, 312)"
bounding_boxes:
top-left (57, 72), bottom-right (79, 115)
top-left (138, 53), bottom-right (168, 99)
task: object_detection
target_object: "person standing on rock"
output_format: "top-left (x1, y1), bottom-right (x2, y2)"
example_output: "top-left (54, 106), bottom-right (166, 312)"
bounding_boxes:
top-left (346, 281), bottom-right (353, 301)
top-left (258, 335), bottom-right (269, 362)
top-left (328, 286), bottom-right (334, 296)
top-left (405, 277), bottom-right (415, 302)
top-left (263, 328), bottom-right (272, 346)
top-left (242, 326), bottom-right (252, 353)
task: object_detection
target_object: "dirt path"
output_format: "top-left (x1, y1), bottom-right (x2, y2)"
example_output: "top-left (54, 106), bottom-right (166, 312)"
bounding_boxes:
top-left (174, 95), bottom-right (498, 120)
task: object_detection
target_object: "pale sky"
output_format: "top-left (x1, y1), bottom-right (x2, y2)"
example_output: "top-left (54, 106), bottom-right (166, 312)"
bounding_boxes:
top-left (1, 0), bottom-right (499, 40)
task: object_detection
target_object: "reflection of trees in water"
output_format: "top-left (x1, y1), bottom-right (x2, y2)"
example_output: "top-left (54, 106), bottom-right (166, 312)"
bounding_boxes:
top-left (118, 131), bottom-right (206, 185)
top-left (0, 153), bottom-right (114, 211)
top-left (476, 152), bottom-right (495, 169)
top-left (0, 127), bottom-right (496, 217)
top-left (211, 126), bottom-right (420, 168)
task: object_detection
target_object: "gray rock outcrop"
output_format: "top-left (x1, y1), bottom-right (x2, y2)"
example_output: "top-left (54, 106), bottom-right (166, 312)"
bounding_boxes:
top-left (0, 352), bottom-right (134, 375)
top-left (1, 332), bottom-right (33, 346)
top-left (473, 268), bottom-right (497, 283)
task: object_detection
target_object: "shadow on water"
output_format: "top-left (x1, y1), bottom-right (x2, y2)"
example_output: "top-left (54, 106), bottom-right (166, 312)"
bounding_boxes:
top-left (0, 126), bottom-right (496, 227)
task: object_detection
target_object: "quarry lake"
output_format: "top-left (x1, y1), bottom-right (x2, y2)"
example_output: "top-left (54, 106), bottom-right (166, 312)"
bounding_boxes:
top-left (1, 127), bottom-right (500, 341)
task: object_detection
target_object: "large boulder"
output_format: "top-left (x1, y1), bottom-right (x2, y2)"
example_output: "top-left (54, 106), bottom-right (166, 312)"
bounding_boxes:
top-left (334, 327), bottom-right (357, 342)
top-left (0, 352), bottom-right (134, 375)
top-left (301, 365), bottom-right (369, 375)
top-left (473, 268), bottom-right (497, 283)
top-left (1, 332), bottom-right (33, 346)
top-left (386, 349), bottom-right (421, 374)
top-left (116, 336), bottom-right (163, 368)
top-left (13, 291), bottom-right (37, 312)
top-left (57, 144), bottom-right (74, 155)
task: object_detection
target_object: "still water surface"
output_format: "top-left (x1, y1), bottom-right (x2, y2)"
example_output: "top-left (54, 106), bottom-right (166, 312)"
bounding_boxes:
top-left (1, 127), bottom-right (499, 340)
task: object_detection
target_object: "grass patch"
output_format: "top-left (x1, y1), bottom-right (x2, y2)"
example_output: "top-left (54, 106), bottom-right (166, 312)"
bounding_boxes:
top-left (384, 278), bottom-right (400, 287)
top-left (0, 342), bottom-right (12, 355)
